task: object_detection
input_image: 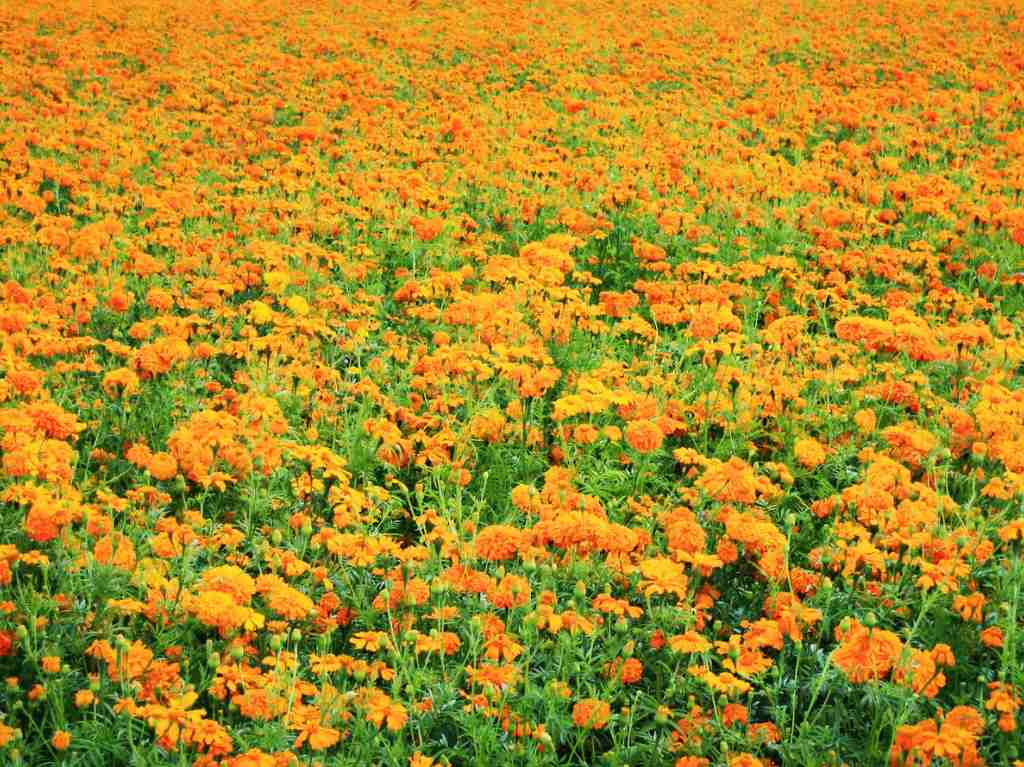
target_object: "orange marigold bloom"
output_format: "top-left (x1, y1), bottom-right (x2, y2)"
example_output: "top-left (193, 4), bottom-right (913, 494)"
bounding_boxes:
top-left (473, 524), bottom-right (527, 562)
top-left (619, 657), bottom-right (643, 684)
top-left (853, 408), bottom-right (877, 434)
top-left (411, 216), bottom-right (444, 242)
top-left (668, 630), bottom-right (712, 654)
top-left (748, 721), bottom-right (781, 743)
top-left (94, 532), bottom-right (137, 572)
top-left (7, 368), bottom-right (43, 396)
top-left (722, 703), bottom-right (749, 727)
top-left (572, 698), bottom-right (611, 729)
top-left (638, 557), bottom-right (688, 599)
top-left (985, 682), bottom-right (1022, 732)
top-left (980, 626), bottom-right (1004, 648)
top-left (793, 437), bottom-right (827, 469)
top-left (488, 574), bottom-right (531, 609)
top-left (0, 722), bottom-right (15, 747)
top-left (365, 692), bottom-right (408, 731)
top-left (350, 631), bottom-right (391, 652)
top-left (51, 730), bottom-right (71, 750)
top-left (146, 288), bottom-right (174, 312)
top-left (696, 458), bottom-right (765, 504)
top-left (189, 590), bottom-right (255, 635)
top-left (998, 520), bottom-right (1024, 542)
top-left (893, 648), bottom-right (945, 698)
top-left (624, 419), bottom-right (664, 453)
top-left (41, 655), bottom-right (61, 673)
top-left (728, 755), bottom-right (768, 767)
top-left (148, 452), bottom-right (178, 481)
top-left (294, 722), bottom-right (340, 750)
top-left (108, 288), bottom-right (134, 312)
top-left (832, 619), bottom-right (904, 683)
top-left (256, 574), bottom-right (314, 621)
top-left (953, 592), bottom-right (986, 623)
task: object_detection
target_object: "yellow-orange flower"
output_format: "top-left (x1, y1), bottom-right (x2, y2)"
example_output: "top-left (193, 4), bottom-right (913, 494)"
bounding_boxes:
top-left (625, 420), bottom-right (664, 453)
top-left (572, 698), bottom-right (611, 729)
top-left (51, 730), bottom-right (71, 750)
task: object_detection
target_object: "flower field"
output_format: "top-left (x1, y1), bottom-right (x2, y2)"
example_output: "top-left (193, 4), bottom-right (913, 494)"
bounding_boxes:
top-left (1, 0), bottom-right (1024, 764)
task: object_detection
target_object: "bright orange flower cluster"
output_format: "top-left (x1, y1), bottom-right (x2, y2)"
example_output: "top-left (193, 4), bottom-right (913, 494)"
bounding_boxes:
top-left (0, 0), bottom-right (1021, 764)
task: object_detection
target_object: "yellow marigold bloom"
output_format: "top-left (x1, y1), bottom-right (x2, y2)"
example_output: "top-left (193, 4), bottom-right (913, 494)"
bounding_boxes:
top-left (145, 691), bottom-right (203, 748)
top-left (285, 295), bottom-right (309, 316)
top-left (249, 300), bottom-right (275, 324)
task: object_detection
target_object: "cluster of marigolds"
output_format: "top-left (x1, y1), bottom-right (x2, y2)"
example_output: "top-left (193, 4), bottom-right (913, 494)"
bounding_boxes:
top-left (0, 0), bottom-right (1022, 765)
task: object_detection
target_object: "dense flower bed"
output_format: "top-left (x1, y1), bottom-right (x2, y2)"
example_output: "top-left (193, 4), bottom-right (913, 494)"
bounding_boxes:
top-left (0, 0), bottom-right (1022, 764)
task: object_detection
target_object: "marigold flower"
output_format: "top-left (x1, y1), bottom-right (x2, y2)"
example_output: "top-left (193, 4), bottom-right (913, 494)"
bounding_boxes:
top-left (108, 289), bottom-right (134, 312)
top-left (625, 419), bottom-right (664, 453)
top-left (147, 452), bottom-right (178, 481)
top-left (93, 532), bottom-right (136, 572)
top-left (365, 692), bottom-right (408, 731)
top-left (618, 657), bottom-right (643, 684)
top-left (0, 723), bottom-right (15, 747)
top-left (293, 722), bottom-right (340, 750)
top-left (51, 730), bottom-right (71, 750)
top-left (832, 619), bottom-right (904, 683)
top-left (794, 437), bottom-right (827, 469)
top-left (41, 655), bottom-right (61, 673)
top-left (473, 524), bottom-right (527, 562)
top-left (980, 626), bottom-right (1004, 648)
top-left (572, 698), bottom-right (611, 729)
top-left (668, 631), bottom-right (712, 654)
